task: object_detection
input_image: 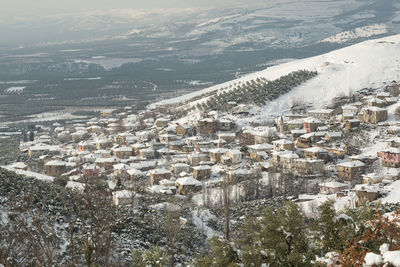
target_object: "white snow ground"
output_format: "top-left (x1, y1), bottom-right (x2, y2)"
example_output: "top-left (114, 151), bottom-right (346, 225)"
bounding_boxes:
top-left (382, 180), bottom-right (400, 204)
top-left (3, 167), bottom-right (54, 182)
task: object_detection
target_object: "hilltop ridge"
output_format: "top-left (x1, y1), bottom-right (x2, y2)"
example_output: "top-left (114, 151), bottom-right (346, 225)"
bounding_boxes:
top-left (152, 35), bottom-right (400, 121)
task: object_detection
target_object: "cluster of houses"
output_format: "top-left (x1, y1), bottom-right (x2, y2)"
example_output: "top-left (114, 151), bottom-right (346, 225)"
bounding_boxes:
top-left (9, 82), bottom-right (400, 208)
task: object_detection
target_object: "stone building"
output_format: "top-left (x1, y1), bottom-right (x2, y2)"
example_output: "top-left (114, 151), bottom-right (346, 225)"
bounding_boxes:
top-left (291, 129), bottom-right (307, 141)
top-left (272, 151), bottom-right (299, 170)
top-left (113, 146), bottom-right (134, 159)
top-left (175, 177), bottom-right (202, 195)
top-left (286, 119), bottom-right (304, 131)
top-left (45, 160), bottom-right (67, 176)
top-left (139, 148), bottom-right (155, 159)
top-left (225, 149), bottom-right (242, 164)
top-left (337, 161), bottom-right (366, 181)
top-left (388, 83), bottom-right (400, 97)
top-left (188, 152), bottom-right (209, 166)
top-left (78, 141), bottom-right (96, 152)
top-left (83, 164), bottom-right (100, 178)
top-left (248, 144), bottom-right (273, 161)
top-left (381, 147), bottom-right (400, 168)
top-left (95, 157), bottom-right (118, 170)
top-left (218, 132), bottom-right (236, 143)
top-left (272, 139), bottom-right (295, 151)
top-left (360, 107), bottom-right (388, 124)
top-left (345, 119), bottom-right (361, 130)
top-left (173, 163), bottom-right (191, 175)
top-left (367, 98), bottom-right (387, 108)
top-left (112, 190), bottom-right (139, 206)
top-left (159, 134), bottom-right (178, 144)
top-left (150, 169), bottom-right (172, 185)
top-left (218, 119), bottom-right (235, 131)
top-left (193, 165), bottom-right (212, 180)
top-left (304, 147), bottom-right (329, 163)
top-left (209, 148), bottom-right (228, 163)
top-left (176, 124), bottom-right (192, 136)
top-left (198, 118), bottom-right (218, 135)
top-left (155, 118), bottom-right (169, 128)
top-left (96, 139), bottom-right (113, 150)
top-left (294, 159), bottom-right (324, 175)
top-left (319, 181), bottom-right (350, 194)
top-left (355, 184), bottom-right (381, 202)
top-left (227, 168), bottom-right (254, 183)
top-left (303, 117), bottom-right (324, 133)
top-left (362, 173), bottom-right (384, 184)
top-left (308, 109), bottom-right (334, 121)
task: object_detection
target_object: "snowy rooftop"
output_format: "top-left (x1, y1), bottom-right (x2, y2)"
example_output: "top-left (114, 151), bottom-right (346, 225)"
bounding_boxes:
top-left (304, 146), bottom-right (329, 153)
top-left (273, 139), bottom-right (294, 145)
top-left (176, 177), bottom-right (202, 186)
top-left (337, 160), bottom-right (365, 168)
top-left (150, 169), bottom-right (171, 175)
top-left (209, 148), bottom-right (228, 154)
top-left (45, 160), bottom-right (66, 166)
top-left (303, 117), bottom-right (323, 123)
top-left (248, 143), bottom-right (274, 150)
top-left (291, 129), bottom-right (307, 134)
top-left (364, 106), bottom-right (387, 112)
top-left (354, 184), bottom-right (383, 193)
top-left (319, 181), bottom-right (350, 188)
top-left (309, 109), bottom-right (334, 114)
top-left (382, 147), bottom-right (400, 154)
top-left (193, 165), bottom-right (211, 171)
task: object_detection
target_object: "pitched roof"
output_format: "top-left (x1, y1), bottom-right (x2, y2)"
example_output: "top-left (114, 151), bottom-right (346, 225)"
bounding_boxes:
top-left (176, 177), bottom-right (202, 186)
top-left (337, 160), bottom-right (365, 168)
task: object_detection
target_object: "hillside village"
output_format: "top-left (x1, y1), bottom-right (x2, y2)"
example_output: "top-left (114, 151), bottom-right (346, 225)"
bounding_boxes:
top-left (2, 71), bottom-right (400, 265)
top-left (4, 78), bottom-right (400, 220)
top-left (3, 34), bottom-right (400, 264)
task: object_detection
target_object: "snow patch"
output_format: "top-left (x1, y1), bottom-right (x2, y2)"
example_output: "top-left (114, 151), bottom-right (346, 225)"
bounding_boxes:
top-left (382, 180), bottom-right (400, 204)
top-left (5, 86), bottom-right (25, 93)
top-left (364, 252), bottom-right (383, 266)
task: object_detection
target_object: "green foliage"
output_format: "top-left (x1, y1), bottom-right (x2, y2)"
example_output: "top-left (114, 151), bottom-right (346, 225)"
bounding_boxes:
top-left (312, 200), bottom-right (355, 255)
top-left (132, 247), bottom-right (169, 267)
top-left (194, 237), bottom-right (238, 267)
top-left (202, 70), bottom-right (317, 111)
top-left (0, 136), bottom-right (25, 165)
top-left (29, 131), bottom-right (34, 141)
top-left (54, 176), bottom-right (69, 188)
top-left (0, 168), bottom-right (206, 265)
top-left (238, 202), bottom-right (313, 267)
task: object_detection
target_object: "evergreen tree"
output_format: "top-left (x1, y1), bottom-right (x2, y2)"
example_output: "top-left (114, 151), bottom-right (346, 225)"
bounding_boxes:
top-left (239, 202), bottom-right (312, 266)
top-left (22, 129), bottom-right (27, 142)
top-left (132, 247), bottom-right (169, 267)
top-left (312, 200), bottom-right (354, 255)
top-left (194, 237), bottom-right (237, 267)
top-left (29, 131), bottom-right (34, 142)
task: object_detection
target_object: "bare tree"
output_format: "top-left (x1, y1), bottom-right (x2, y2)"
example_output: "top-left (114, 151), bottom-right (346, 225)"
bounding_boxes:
top-left (0, 194), bottom-right (62, 266)
top-left (165, 204), bottom-right (180, 267)
top-left (78, 177), bottom-right (117, 266)
top-left (222, 175), bottom-right (230, 240)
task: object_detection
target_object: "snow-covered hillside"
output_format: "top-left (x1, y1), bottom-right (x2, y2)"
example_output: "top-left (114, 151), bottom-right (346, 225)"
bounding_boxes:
top-left (1, 0), bottom-right (399, 50)
top-left (152, 35), bottom-right (400, 119)
top-left (319, 24), bottom-right (388, 44)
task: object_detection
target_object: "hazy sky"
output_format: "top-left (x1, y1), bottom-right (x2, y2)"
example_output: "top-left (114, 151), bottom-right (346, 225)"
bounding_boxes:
top-left (2, 0), bottom-right (255, 17)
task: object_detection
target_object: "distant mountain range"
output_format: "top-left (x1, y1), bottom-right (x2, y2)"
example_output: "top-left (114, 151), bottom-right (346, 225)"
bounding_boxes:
top-left (1, 0), bottom-right (399, 52)
top-left (0, 0), bottom-right (399, 122)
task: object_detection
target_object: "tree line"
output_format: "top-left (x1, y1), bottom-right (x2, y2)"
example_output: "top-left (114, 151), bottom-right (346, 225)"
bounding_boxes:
top-left (197, 70), bottom-right (318, 111)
